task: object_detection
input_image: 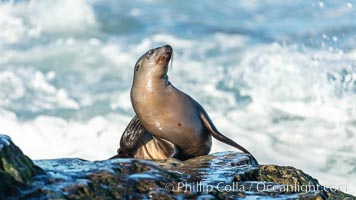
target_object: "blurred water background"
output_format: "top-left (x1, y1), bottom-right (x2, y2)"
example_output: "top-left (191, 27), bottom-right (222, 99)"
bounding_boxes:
top-left (0, 0), bottom-right (355, 194)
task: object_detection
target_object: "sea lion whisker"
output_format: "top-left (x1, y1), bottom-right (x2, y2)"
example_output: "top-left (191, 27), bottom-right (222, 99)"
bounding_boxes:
top-left (169, 49), bottom-right (174, 71)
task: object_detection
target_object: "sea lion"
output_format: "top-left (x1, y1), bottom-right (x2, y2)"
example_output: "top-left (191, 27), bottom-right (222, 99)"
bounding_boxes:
top-left (115, 44), bottom-right (258, 164)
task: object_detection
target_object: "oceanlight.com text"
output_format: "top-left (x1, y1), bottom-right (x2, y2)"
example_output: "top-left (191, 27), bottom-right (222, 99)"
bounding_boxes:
top-left (165, 182), bottom-right (348, 193)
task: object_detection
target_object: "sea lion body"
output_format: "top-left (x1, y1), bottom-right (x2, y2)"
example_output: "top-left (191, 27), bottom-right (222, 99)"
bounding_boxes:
top-left (116, 45), bottom-right (258, 163)
top-left (132, 76), bottom-right (211, 158)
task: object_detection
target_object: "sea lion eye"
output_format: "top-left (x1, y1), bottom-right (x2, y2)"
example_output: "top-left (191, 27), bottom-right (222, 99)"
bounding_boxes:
top-left (146, 49), bottom-right (154, 58)
top-left (135, 64), bottom-right (140, 71)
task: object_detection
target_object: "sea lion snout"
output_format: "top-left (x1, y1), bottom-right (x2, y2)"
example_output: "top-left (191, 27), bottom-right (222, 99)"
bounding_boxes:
top-left (157, 44), bottom-right (172, 55)
top-left (162, 44), bottom-right (172, 53)
top-left (155, 45), bottom-right (172, 63)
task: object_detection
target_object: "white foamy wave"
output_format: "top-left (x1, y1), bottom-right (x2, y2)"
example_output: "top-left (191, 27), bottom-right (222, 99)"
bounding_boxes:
top-left (0, 0), bottom-right (98, 45)
top-left (0, 4), bottom-right (27, 45)
top-left (0, 108), bottom-right (128, 160)
top-left (0, 71), bottom-right (26, 105)
top-left (0, 69), bottom-right (79, 111)
top-left (28, 0), bottom-right (98, 35)
top-left (228, 43), bottom-right (356, 122)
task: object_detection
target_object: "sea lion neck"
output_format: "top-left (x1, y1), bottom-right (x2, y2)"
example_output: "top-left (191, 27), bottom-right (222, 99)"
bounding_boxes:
top-left (132, 75), bottom-right (170, 95)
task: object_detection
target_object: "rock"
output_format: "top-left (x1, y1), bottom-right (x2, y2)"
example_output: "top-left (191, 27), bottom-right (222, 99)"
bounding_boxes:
top-left (32, 158), bottom-right (182, 199)
top-left (0, 134), bottom-right (44, 199)
top-left (153, 152), bottom-right (350, 199)
top-left (0, 134), bottom-right (354, 200)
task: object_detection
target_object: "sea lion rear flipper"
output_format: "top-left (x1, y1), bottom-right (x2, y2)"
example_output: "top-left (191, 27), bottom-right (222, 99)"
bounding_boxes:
top-left (154, 137), bottom-right (180, 158)
top-left (199, 109), bottom-right (259, 165)
top-left (131, 134), bottom-right (180, 160)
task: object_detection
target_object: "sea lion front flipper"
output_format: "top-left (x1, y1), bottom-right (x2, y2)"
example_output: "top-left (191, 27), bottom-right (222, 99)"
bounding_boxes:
top-left (199, 108), bottom-right (259, 165)
top-left (119, 115), bottom-right (146, 150)
top-left (110, 115), bottom-right (147, 159)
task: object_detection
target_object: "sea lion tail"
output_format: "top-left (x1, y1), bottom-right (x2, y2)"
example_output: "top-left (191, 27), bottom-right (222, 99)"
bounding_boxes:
top-left (199, 110), bottom-right (259, 165)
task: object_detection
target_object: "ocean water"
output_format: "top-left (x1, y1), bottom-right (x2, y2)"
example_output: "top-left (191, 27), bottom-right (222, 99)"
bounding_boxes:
top-left (0, 0), bottom-right (355, 195)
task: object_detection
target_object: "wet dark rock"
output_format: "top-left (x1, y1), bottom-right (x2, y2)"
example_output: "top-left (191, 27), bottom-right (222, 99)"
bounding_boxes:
top-left (0, 134), bottom-right (354, 200)
top-left (0, 134), bottom-right (44, 199)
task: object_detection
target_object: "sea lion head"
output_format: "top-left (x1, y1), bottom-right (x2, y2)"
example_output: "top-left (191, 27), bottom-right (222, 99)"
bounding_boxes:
top-left (133, 44), bottom-right (172, 78)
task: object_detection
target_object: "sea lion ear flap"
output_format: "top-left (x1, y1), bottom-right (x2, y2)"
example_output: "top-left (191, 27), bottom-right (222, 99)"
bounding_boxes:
top-left (134, 53), bottom-right (145, 72)
top-left (135, 64), bottom-right (140, 71)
